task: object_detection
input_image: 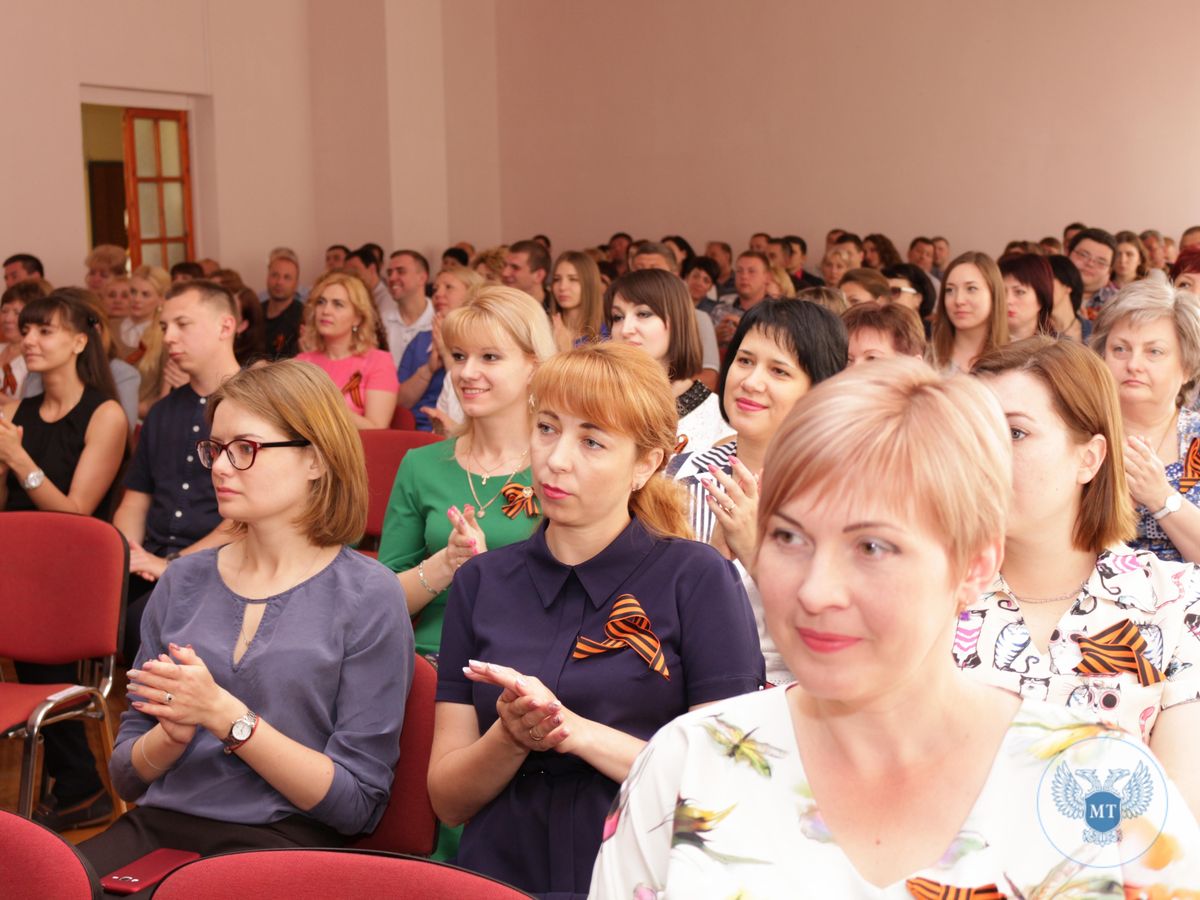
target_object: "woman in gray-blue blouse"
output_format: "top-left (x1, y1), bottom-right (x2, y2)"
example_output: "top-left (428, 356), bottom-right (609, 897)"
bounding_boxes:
top-left (79, 360), bottom-right (414, 881)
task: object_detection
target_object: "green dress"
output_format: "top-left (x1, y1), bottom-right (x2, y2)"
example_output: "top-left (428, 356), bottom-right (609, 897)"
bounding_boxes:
top-left (377, 437), bottom-right (541, 861)
top-left (378, 437), bottom-right (541, 660)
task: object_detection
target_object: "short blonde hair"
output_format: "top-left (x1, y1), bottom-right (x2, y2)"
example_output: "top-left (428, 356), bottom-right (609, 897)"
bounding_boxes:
top-left (768, 265), bottom-right (797, 298)
top-left (300, 271), bottom-right (380, 355)
top-left (436, 266), bottom-right (486, 298)
top-left (470, 246), bottom-right (507, 282)
top-left (208, 359), bottom-right (368, 546)
top-left (797, 286), bottom-right (849, 315)
top-left (85, 245), bottom-right (127, 276)
top-left (757, 358), bottom-right (1010, 576)
top-left (1090, 280), bottom-right (1200, 407)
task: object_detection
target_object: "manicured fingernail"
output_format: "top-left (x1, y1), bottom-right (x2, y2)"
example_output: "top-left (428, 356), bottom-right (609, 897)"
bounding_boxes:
top-left (461, 666), bottom-right (472, 675)
top-left (468, 658), bottom-right (483, 667)
top-left (128, 670), bottom-right (141, 678)
top-left (548, 702), bottom-right (561, 712)
top-left (730, 456), bottom-right (740, 466)
top-left (560, 728), bottom-right (570, 738)
top-left (132, 701), bottom-right (145, 709)
top-left (515, 677), bottom-right (526, 688)
top-left (553, 714), bottom-right (563, 725)
top-left (707, 464), bottom-right (718, 474)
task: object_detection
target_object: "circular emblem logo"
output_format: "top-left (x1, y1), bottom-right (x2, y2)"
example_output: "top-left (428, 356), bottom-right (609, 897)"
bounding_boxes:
top-left (1036, 734), bottom-right (1169, 868)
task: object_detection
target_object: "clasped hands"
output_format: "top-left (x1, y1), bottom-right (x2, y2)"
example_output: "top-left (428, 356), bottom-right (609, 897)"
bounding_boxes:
top-left (464, 660), bottom-right (576, 754)
top-left (129, 541), bottom-right (169, 582)
top-left (127, 642), bottom-right (242, 745)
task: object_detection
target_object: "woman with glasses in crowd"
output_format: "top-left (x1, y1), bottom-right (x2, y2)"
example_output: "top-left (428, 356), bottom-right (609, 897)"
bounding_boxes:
top-left (79, 360), bottom-right (413, 872)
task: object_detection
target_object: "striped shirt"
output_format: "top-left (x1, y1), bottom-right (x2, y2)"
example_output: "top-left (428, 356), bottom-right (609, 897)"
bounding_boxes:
top-left (669, 439), bottom-right (736, 544)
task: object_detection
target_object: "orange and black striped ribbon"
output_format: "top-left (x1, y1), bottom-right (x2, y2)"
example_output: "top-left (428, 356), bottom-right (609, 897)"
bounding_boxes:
top-left (125, 342), bottom-right (147, 365)
top-left (2, 363), bottom-right (15, 396)
top-left (573, 594), bottom-right (670, 680)
top-left (1074, 618), bottom-right (1164, 686)
top-left (500, 482), bottom-right (539, 519)
top-left (1179, 438), bottom-right (1200, 492)
top-left (905, 877), bottom-right (1005, 900)
top-left (342, 371), bottom-right (364, 410)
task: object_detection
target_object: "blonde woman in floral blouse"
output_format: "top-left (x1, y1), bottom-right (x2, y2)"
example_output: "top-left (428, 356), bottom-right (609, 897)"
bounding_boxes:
top-left (969, 337), bottom-right (1200, 819)
top-left (591, 359), bottom-right (1200, 899)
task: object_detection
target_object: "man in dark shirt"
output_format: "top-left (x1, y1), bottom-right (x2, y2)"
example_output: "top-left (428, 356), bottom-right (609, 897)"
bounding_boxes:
top-left (112, 280), bottom-right (240, 659)
top-left (262, 249), bottom-right (303, 358)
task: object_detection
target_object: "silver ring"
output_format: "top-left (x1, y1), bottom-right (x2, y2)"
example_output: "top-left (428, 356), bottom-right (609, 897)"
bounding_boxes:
top-left (529, 728), bottom-right (543, 742)
top-left (164, 692), bottom-right (174, 705)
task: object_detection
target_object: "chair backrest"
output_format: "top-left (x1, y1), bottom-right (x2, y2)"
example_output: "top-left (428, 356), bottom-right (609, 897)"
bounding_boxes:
top-left (389, 405), bottom-right (416, 430)
top-left (359, 430), bottom-right (441, 541)
top-left (151, 849), bottom-right (533, 899)
top-left (0, 809), bottom-right (100, 899)
top-left (353, 654), bottom-right (438, 855)
top-left (0, 512), bottom-right (128, 663)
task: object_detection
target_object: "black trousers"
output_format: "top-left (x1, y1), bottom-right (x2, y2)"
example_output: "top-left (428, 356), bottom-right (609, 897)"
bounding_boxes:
top-left (12, 660), bottom-right (103, 803)
top-left (78, 806), bottom-right (347, 897)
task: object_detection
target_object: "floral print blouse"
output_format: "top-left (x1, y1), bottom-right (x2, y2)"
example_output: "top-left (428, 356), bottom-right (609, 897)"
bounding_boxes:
top-left (955, 546), bottom-right (1200, 740)
top-left (1134, 408), bottom-right (1200, 563)
top-left (590, 687), bottom-right (1200, 899)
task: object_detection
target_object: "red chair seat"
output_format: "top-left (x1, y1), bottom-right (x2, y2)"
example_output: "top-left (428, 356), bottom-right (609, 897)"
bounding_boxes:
top-left (152, 849), bottom-right (532, 898)
top-left (0, 809), bottom-right (100, 899)
top-left (0, 683), bottom-right (92, 733)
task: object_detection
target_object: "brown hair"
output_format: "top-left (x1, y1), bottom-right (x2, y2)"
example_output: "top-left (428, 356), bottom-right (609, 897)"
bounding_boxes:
top-left (207, 359), bottom-right (368, 545)
top-left (797, 286), bottom-right (849, 315)
top-left (931, 251), bottom-right (1009, 370)
top-left (84, 244), bottom-right (127, 277)
top-left (1114, 230), bottom-right (1150, 281)
top-left (838, 268), bottom-right (891, 302)
top-left (604, 269), bottom-right (702, 381)
top-left (841, 302), bottom-right (926, 357)
top-left (756, 357), bottom-right (1010, 578)
top-left (531, 343), bottom-right (690, 539)
top-left (972, 336), bottom-right (1136, 553)
top-left (549, 251), bottom-right (606, 343)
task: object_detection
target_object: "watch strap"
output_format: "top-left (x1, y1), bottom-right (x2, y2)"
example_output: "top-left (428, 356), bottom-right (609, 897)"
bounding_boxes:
top-left (1152, 493), bottom-right (1182, 520)
top-left (221, 710), bottom-right (259, 755)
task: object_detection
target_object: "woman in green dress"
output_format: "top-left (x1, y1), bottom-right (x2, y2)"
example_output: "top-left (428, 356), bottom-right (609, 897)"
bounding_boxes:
top-left (379, 285), bottom-right (556, 664)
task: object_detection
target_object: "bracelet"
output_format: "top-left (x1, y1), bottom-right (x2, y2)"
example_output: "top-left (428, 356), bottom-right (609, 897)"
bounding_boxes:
top-left (417, 559), bottom-right (439, 596)
top-left (139, 735), bottom-right (170, 772)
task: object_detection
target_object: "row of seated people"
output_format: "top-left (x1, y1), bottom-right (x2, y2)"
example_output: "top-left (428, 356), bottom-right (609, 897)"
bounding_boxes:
top-left (3, 245), bottom-right (1200, 895)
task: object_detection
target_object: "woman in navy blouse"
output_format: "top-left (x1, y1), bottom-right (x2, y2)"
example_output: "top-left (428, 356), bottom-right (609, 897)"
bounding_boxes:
top-left (429, 343), bottom-right (764, 899)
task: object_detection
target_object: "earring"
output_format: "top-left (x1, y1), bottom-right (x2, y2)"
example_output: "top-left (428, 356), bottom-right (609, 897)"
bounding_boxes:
top-left (352, 324), bottom-right (359, 333)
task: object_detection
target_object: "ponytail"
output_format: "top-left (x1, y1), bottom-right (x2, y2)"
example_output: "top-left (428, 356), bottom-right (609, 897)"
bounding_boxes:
top-left (631, 473), bottom-right (692, 541)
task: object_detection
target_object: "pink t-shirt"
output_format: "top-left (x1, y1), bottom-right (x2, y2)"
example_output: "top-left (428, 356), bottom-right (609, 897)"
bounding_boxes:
top-left (296, 349), bottom-right (399, 415)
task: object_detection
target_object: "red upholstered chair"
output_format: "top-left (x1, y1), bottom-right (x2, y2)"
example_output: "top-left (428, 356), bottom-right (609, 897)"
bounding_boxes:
top-left (357, 429), bottom-right (441, 557)
top-left (389, 404), bottom-right (417, 430)
top-left (0, 809), bottom-right (101, 899)
top-left (353, 654), bottom-right (437, 856)
top-left (151, 849), bottom-right (534, 899)
top-left (0, 511), bottom-right (129, 820)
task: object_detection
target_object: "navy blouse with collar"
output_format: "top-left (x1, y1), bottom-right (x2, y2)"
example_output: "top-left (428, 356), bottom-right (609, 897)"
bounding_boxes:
top-left (437, 516), bottom-right (764, 899)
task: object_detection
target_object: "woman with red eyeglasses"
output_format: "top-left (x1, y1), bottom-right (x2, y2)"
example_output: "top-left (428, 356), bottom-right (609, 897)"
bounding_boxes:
top-left (78, 360), bottom-right (413, 883)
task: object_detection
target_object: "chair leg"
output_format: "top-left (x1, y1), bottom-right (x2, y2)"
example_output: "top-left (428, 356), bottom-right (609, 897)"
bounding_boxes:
top-left (18, 729), bottom-right (42, 818)
top-left (95, 700), bottom-right (128, 817)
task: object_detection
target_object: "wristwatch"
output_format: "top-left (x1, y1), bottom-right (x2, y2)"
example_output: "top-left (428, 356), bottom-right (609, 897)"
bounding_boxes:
top-left (1152, 492), bottom-right (1183, 521)
top-left (221, 710), bottom-right (259, 755)
top-left (21, 468), bottom-right (44, 490)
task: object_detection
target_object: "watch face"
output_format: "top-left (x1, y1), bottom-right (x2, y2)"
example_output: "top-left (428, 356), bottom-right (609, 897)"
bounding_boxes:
top-left (232, 718), bottom-right (253, 741)
top-left (1168, 494), bottom-right (1183, 512)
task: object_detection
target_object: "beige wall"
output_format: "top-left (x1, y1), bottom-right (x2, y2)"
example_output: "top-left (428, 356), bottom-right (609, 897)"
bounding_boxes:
top-left (3, 1), bottom-right (1197, 291)
top-left (493, 0), bottom-right (1200, 257)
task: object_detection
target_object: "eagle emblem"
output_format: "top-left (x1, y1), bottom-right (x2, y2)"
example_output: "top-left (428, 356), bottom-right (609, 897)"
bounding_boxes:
top-left (1051, 762), bottom-right (1154, 845)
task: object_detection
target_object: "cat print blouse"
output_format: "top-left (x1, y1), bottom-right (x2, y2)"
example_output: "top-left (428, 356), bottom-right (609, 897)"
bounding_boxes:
top-left (954, 546), bottom-right (1200, 740)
